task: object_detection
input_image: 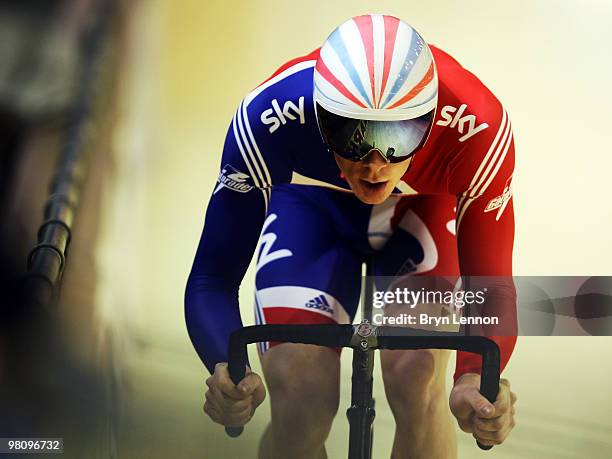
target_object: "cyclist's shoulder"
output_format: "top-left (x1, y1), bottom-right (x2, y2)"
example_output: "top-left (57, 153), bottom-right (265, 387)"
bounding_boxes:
top-left (222, 49), bottom-right (321, 186)
top-left (432, 44), bottom-right (507, 129)
top-left (429, 44), bottom-right (512, 166)
top-left (240, 49), bottom-right (319, 133)
top-left (429, 46), bottom-right (514, 195)
top-left (251, 48), bottom-right (320, 98)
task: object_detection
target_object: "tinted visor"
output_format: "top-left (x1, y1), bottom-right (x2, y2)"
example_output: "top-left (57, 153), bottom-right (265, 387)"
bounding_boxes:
top-left (316, 104), bottom-right (434, 163)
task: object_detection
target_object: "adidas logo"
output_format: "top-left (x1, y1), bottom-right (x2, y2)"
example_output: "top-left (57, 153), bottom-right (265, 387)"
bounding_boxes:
top-left (305, 295), bottom-right (333, 314)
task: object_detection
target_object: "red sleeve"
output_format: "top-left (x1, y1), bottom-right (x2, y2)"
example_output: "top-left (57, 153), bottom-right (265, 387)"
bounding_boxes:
top-left (447, 104), bottom-right (517, 383)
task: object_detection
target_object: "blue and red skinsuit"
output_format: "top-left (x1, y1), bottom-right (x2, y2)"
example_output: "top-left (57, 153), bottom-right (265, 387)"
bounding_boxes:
top-left (185, 46), bottom-right (517, 383)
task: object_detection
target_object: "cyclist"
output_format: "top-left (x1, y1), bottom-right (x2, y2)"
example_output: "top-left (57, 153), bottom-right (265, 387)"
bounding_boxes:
top-left (186, 14), bottom-right (517, 458)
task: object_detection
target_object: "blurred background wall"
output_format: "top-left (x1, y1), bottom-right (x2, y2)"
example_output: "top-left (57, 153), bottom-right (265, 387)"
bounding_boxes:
top-left (1, 0), bottom-right (611, 458)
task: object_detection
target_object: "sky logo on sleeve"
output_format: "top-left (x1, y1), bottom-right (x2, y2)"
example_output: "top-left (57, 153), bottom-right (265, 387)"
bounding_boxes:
top-left (436, 104), bottom-right (489, 142)
top-left (260, 96), bottom-right (306, 134)
top-left (214, 164), bottom-right (255, 194)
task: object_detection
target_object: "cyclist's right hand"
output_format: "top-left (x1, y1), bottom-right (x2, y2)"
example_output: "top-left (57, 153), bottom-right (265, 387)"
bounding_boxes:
top-left (204, 363), bottom-right (266, 427)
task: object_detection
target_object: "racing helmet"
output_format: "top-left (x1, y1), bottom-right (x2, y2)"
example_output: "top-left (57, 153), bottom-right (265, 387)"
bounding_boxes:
top-left (314, 14), bottom-right (437, 162)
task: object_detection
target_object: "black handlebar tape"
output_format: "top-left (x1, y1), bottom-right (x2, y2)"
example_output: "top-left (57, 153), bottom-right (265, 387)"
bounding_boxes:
top-left (225, 426), bottom-right (244, 438)
top-left (376, 329), bottom-right (500, 451)
top-left (224, 324), bottom-right (355, 437)
top-left (224, 354), bottom-right (246, 437)
top-left (475, 339), bottom-right (500, 451)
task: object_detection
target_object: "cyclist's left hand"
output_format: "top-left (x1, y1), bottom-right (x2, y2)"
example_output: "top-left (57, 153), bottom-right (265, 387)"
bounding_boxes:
top-left (449, 373), bottom-right (517, 447)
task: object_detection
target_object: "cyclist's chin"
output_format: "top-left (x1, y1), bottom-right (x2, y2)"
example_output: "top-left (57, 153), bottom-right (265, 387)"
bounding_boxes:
top-left (352, 179), bottom-right (393, 204)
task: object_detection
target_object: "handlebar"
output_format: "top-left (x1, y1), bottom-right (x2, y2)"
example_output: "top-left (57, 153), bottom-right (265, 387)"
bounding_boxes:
top-left (223, 324), bottom-right (499, 451)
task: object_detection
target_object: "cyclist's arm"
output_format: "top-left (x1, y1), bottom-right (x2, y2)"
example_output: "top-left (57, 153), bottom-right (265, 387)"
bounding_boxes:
top-left (185, 99), bottom-right (278, 373)
top-left (449, 106), bottom-right (517, 383)
top-left (185, 186), bottom-right (266, 373)
top-left (185, 59), bottom-right (315, 373)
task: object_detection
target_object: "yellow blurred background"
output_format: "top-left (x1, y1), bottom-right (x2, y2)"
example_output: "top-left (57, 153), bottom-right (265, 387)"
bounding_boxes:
top-left (52, 0), bottom-right (612, 457)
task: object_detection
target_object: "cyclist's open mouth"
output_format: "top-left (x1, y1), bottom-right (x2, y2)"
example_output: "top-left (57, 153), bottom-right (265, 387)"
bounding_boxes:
top-left (360, 179), bottom-right (388, 194)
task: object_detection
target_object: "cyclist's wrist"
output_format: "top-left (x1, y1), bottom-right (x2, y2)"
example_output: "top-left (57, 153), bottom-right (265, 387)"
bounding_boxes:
top-left (453, 372), bottom-right (481, 388)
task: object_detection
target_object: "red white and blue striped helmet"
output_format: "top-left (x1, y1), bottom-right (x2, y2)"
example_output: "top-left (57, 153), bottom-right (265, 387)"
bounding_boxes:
top-left (314, 14), bottom-right (437, 121)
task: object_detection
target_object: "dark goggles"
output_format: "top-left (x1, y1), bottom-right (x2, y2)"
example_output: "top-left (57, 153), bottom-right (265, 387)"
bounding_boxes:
top-left (316, 104), bottom-right (434, 163)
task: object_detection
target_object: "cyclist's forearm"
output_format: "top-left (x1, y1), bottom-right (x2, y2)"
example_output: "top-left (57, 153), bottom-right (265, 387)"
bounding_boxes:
top-left (185, 281), bottom-right (242, 373)
top-left (185, 186), bottom-right (266, 373)
top-left (453, 277), bottom-right (517, 382)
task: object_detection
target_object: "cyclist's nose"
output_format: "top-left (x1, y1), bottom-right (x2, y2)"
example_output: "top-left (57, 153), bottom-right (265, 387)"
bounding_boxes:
top-left (361, 149), bottom-right (388, 172)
